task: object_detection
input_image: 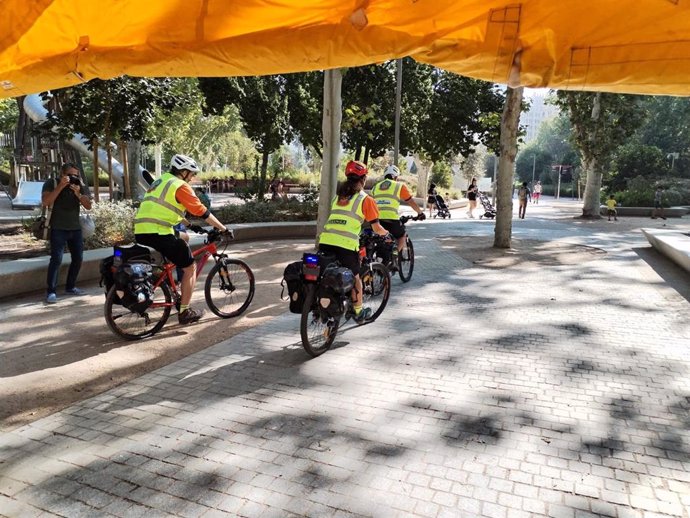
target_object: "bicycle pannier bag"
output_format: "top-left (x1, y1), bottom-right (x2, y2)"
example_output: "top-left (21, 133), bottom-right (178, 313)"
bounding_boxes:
top-left (320, 265), bottom-right (355, 294)
top-left (282, 261), bottom-right (304, 314)
top-left (99, 255), bottom-right (121, 304)
top-left (113, 243), bottom-right (153, 267)
top-left (115, 261), bottom-right (155, 313)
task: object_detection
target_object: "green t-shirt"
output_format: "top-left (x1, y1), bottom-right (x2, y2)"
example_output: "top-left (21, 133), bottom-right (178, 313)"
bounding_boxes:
top-left (41, 178), bottom-right (90, 231)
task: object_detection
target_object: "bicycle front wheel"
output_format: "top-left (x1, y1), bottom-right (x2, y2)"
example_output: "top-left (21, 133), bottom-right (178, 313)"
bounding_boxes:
top-left (398, 237), bottom-right (415, 283)
top-left (204, 258), bottom-right (255, 318)
top-left (104, 282), bottom-right (172, 340)
top-left (360, 262), bottom-right (391, 322)
top-left (300, 284), bottom-right (339, 357)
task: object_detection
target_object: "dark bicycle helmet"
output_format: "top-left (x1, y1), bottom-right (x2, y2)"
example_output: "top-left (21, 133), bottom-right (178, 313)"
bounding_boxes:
top-left (345, 160), bottom-right (368, 178)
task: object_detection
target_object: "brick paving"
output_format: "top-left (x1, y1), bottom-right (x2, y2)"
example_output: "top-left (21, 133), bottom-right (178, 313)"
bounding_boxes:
top-left (1, 202), bottom-right (690, 517)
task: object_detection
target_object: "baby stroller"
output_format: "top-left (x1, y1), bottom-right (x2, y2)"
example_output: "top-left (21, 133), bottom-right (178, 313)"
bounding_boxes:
top-left (478, 192), bottom-right (496, 219)
top-left (432, 193), bottom-right (451, 219)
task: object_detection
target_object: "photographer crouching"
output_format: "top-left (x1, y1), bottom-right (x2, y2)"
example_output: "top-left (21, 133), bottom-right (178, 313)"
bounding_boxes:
top-left (41, 163), bottom-right (93, 304)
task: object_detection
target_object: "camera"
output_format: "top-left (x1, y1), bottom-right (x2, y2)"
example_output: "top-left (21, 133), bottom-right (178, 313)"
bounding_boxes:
top-left (68, 175), bottom-right (81, 186)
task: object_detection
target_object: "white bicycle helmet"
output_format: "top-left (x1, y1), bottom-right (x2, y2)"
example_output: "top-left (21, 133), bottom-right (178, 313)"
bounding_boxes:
top-left (170, 154), bottom-right (200, 173)
top-left (384, 165), bottom-right (400, 179)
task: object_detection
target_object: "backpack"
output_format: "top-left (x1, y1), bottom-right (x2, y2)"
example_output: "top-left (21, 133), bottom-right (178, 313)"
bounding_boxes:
top-left (281, 261), bottom-right (305, 313)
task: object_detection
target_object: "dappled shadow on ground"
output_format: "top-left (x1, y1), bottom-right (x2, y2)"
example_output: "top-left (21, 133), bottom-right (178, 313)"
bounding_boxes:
top-left (3, 231), bottom-right (690, 517)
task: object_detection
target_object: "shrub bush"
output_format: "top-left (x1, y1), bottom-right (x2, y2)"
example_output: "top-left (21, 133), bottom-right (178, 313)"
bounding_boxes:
top-left (213, 198), bottom-right (318, 224)
top-left (84, 200), bottom-right (138, 249)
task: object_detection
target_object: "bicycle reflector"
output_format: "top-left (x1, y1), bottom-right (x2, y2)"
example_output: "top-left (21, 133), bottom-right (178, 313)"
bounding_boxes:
top-left (302, 253), bottom-right (320, 281)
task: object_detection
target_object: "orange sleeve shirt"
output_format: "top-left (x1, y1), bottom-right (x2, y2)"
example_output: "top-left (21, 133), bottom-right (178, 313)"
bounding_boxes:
top-left (175, 183), bottom-right (210, 218)
top-left (362, 195), bottom-right (380, 222)
top-left (399, 184), bottom-right (412, 201)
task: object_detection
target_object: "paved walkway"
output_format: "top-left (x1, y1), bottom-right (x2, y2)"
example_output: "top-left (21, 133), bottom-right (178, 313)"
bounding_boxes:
top-left (2, 201), bottom-right (690, 517)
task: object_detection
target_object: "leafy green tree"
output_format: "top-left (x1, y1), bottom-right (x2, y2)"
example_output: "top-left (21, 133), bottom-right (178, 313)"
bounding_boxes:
top-left (41, 77), bottom-right (189, 196)
top-left (199, 76), bottom-right (291, 199)
top-left (429, 160), bottom-right (452, 188)
top-left (284, 72), bottom-right (324, 158)
top-left (419, 73), bottom-right (504, 162)
top-left (341, 63), bottom-right (396, 162)
top-left (609, 143), bottom-right (670, 192)
top-left (553, 91), bottom-right (644, 217)
top-left (515, 144), bottom-right (552, 185)
top-left (0, 98), bottom-right (18, 170)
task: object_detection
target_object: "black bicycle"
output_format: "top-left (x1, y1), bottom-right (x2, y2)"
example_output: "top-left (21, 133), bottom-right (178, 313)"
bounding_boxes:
top-left (360, 214), bottom-right (420, 282)
top-left (299, 251), bottom-right (391, 357)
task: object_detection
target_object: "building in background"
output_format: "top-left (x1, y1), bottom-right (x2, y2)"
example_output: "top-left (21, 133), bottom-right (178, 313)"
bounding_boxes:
top-left (521, 89), bottom-right (559, 143)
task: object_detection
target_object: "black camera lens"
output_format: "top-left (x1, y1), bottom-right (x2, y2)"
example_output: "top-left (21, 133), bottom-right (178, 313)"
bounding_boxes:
top-left (69, 175), bottom-right (81, 185)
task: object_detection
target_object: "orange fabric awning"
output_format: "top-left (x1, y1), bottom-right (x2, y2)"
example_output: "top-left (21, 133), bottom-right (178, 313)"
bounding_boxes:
top-left (2, 1), bottom-right (690, 98)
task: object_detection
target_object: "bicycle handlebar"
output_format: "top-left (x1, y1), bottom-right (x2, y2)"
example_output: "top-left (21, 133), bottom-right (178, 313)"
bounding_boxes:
top-left (399, 214), bottom-right (424, 224)
top-left (187, 225), bottom-right (235, 243)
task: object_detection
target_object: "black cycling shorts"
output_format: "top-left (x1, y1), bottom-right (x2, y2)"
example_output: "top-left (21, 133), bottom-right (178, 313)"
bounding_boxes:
top-left (318, 244), bottom-right (360, 275)
top-left (135, 233), bottom-right (194, 268)
top-left (380, 219), bottom-right (405, 239)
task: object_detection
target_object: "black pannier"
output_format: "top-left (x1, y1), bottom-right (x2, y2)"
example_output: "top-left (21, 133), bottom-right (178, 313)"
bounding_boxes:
top-left (99, 255), bottom-right (120, 303)
top-left (320, 265), bottom-right (355, 294)
top-left (115, 261), bottom-right (155, 313)
top-left (282, 261), bottom-right (305, 314)
top-left (113, 243), bottom-right (153, 267)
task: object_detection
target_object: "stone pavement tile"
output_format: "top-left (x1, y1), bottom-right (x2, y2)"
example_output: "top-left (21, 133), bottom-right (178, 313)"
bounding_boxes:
top-left (2, 216), bottom-right (690, 516)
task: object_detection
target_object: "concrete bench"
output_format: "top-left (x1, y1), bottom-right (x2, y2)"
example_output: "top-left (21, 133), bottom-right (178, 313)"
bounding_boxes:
top-left (599, 205), bottom-right (689, 218)
top-left (0, 221), bottom-right (317, 300)
top-left (641, 228), bottom-right (690, 274)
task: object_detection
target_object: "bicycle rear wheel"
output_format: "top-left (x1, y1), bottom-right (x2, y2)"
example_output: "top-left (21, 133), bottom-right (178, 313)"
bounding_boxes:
top-left (398, 237), bottom-right (415, 282)
top-left (360, 262), bottom-right (391, 322)
top-left (104, 282), bottom-right (172, 340)
top-left (204, 258), bottom-right (255, 318)
top-left (300, 284), bottom-right (339, 357)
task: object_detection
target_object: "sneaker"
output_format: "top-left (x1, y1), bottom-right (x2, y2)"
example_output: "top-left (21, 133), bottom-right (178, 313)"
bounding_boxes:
top-left (178, 307), bottom-right (204, 325)
top-left (65, 287), bottom-right (86, 296)
top-left (45, 293), bottom-right (57, 304)
top-left (353, 307), bottom-right (372, 324)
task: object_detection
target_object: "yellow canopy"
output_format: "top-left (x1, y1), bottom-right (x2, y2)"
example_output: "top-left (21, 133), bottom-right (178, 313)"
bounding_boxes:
top-left (2, 0), bottom-right (690, 98)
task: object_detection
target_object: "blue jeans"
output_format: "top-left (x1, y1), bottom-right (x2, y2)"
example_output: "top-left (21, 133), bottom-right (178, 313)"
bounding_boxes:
top-left (46, 228), bottom-right (84, 295)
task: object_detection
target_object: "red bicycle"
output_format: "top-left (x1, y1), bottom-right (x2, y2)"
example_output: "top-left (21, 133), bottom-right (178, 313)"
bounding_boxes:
top-left (104, 226), bottom-right (255, 340)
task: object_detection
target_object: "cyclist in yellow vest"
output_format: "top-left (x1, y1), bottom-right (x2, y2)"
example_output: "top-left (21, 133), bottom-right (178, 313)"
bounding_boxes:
top-left (371, 165), bottom-right (425, 263)
top-left (318, 160), bottom-right (390, 323)
top-left (134, 154), bottom-right (228, 325)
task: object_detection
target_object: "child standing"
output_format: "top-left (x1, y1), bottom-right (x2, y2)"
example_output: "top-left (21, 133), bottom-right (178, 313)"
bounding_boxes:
top-left (606, 194), bottom-right (618, 221)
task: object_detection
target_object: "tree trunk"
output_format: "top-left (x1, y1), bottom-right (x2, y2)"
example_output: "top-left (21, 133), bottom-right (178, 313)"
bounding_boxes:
top-left (105, 136), bottom-right (113, 200)
top-left (493, 86), bottom-right (524, 249)
top-left (317, 69), bottom-right (343, 245)
top-left (126, 141), bottom-right (143, 200)
top-left (581, 157), bottom-right (602, 218)
top-left (581, 93), bottom-right (603, 219)
top-left (363, 147), bottom-right (370, 165)
top-left (120, 141), bottom-right (131, 199)
top-left (258, 149), bottom-right (269, 200)
top-left (413, 153), bottom-right (430, 207)
top-left (91, 138), bottom-right (100, 202)
top-left (354, 146), bottom-right (362, 162)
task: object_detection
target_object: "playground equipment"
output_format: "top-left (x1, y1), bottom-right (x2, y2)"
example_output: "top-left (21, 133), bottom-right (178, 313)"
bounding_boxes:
top-left (23, 94), bottom-right (149, 196)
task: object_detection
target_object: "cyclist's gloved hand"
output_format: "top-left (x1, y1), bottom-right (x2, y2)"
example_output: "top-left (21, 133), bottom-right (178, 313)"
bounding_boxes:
top-left (221, 228), bottom-right (234, 240)
top-left (384, 232), bottom-right (394, 242)
top-left (417, 213), bottom-right (426, 221)
top-left (188, 224), bottom-right (204, 233)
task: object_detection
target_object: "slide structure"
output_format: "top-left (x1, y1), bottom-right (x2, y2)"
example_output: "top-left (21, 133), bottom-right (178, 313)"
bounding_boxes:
top-left (23, 94), bottom-right (148, 195)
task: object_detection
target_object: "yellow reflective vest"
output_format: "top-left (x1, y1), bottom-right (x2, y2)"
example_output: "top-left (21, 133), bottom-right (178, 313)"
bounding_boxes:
top-left (371, 179), bottom-right (403, 220)
top-left (318, 191), bottom-right (368, 251)
top-left (133, 173), bottom-right (187, 235)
